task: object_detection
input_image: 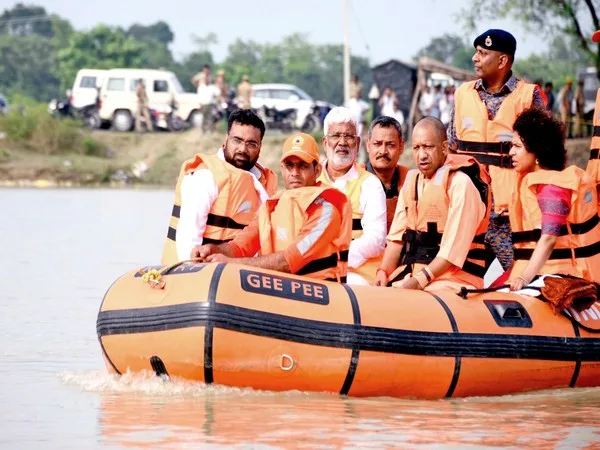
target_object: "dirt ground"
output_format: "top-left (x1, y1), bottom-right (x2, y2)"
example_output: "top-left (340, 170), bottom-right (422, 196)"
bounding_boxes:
top-left (0, 128), bottom-right (593, 188)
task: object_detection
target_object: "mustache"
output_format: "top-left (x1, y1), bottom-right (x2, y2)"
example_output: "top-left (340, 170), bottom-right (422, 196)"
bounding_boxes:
top-left (376, 154), bottom-right (391, 160)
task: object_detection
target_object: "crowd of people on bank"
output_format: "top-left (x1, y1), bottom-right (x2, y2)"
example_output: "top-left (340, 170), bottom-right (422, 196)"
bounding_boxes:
top-left (160, 28), bottom-right (600, 296)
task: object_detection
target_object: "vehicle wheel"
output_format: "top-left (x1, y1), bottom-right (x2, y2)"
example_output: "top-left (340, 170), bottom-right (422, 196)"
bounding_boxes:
top-left (188, 110), bottom-right (203, 128)
top-left (112, 110), bottom-right (133, 132)
top-left (83, 113), bottom-right (100, 130)
top-left (301, 114), bottom-right (319, 133)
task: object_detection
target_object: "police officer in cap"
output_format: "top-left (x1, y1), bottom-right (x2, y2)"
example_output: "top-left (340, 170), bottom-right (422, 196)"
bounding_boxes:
top-left (447, 29), bottom-right (545, 273)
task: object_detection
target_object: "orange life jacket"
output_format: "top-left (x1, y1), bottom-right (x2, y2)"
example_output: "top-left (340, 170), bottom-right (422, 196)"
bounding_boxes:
top-left (318, 165), bottom-right (383, 282)
top-left (255, 162), bottom-right (279, 196)
top-left (161, 154), bottom-right (262, 265)
top-left (586, 88), bottom-right (600, 209)
top-left (257, 185), bottom-right (352, 282)
top-left (392, 154), bottom-right (492, 288)
top-left (363, 163), bottom-right (410, 232)
top-left (510, 166), bottom-right (600, 282)
top-left (454, 79), bottom-right (535, 212)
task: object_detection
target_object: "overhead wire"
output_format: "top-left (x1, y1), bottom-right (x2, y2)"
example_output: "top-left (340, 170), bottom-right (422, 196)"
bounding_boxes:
top-left (348, 0), bottom-right (372, 60)
top-left (0, 15), bottom-right (52, 26)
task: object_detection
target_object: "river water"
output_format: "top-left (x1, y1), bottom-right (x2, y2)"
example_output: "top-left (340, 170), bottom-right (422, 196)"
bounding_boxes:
top-left (1, 188), bottom-right (600, 449)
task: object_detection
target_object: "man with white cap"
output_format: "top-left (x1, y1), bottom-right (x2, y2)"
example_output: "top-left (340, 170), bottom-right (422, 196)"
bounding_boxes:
top-left (194, 133), bottom-right (352, 282)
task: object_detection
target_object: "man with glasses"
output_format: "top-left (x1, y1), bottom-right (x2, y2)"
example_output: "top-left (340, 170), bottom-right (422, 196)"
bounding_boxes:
top-left (161, 109), bottom-right (278, 265)
top-left (318, 107), bottom-right (387, 285)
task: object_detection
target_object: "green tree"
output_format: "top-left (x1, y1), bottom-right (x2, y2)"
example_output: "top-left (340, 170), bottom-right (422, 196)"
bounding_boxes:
top-left (219, 34), bottom-right (371, 105)
top-left (126, 21), bottom-right (175, 70)
top-left (49, 14), bottom-right (74, 49)
top-left (415, 33), bottom-right (474, 70)
top-left (57, 25), bottom-right (148, 91)
top-left (0, 34), bottom-right (60, 100)
top-left (514, 35), bottom-right (594, 90)
top-left (127, 21), bottom-right (174, 45)
top-left (462, 0), bottom-right (600, 78)
top-left (0, 3), bottom-right (53, 37)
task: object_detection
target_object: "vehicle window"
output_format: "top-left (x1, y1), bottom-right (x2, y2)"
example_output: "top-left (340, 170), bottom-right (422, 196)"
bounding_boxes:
top-left (293, 87), bottom-right (312, 100)
top-left (583, 75), bottom-right (599, 92)
top-left (169, 76), bottom-right (184, 94)
top-left (79, 76), bottom-right (97, 89)
top-left (253, 89), bottom-right (270, 99)
top-left (107, 78), bottom-right (126, 91)
top-left (153, 80), bottom-right (169, 93)
top-left (271, 89), bottom-right (295, 100)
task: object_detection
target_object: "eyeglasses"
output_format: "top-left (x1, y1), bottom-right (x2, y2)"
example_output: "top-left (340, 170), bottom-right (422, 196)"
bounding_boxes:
top-left (326, 133), bottom-right (358, 145)
top-left (229, 136), bottom-right (260, 152)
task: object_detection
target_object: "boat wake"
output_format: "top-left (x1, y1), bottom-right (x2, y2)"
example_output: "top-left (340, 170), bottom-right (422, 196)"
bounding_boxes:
top-left (58, 369), bottom-right (314, 398)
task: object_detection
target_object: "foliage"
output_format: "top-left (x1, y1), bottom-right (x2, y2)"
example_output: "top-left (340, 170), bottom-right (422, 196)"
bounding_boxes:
top-left (57, 25), bottom-right (148, 91)
top-left (414, 33), bottom-right (474, 71)
top-left (0, 100), bottom-right (106, 156)
top-left (49, 14), bottom-right (74, 48)
top-left (220, 34), bottom-right (372, 105)
top-left (0, 102), bottom-right (45, 140)
top-left (0, 2), bottom-right (53, 37)
top-left (127, 21), bottom-right (174, 45)
top-left (0, 34), bottom-right (61, 101)
top-left (1, 4), bottom-right (367, 105)
top-left (461, 0), bottom-right (600, 77)
top-left (513, 35), bottom-right (593, 92)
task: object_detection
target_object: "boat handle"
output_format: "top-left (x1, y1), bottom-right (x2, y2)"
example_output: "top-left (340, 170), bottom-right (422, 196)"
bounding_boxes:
top-left (280, 354), bottom-right (295, 371)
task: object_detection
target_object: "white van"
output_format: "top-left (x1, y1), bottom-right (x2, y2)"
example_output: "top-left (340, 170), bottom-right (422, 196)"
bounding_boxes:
top-left (98, 68), bottom-right (202, 131)
top-left (70, 69), bottom-right (107, 109)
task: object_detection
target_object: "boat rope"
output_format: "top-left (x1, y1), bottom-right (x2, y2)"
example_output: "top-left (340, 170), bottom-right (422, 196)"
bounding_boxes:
top-left (137, 257), bottom-right (205, 289)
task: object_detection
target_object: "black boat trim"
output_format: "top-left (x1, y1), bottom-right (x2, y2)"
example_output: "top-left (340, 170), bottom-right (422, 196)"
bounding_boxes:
top-left (96, 275), bottom-right (123, 375)
top-left (340, 284), bottom-right (361, 396)
top-left (96, 301), bottom-right (600, 361)
top-left (204, 263), bottom-right (225, 384)
top-left (570, 320), bottom-right (582, 388)
top-left (430, 293), bottom-right (461, 398)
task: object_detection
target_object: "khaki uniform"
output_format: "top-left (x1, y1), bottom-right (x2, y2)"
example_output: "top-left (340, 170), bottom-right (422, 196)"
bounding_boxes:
top-left (350, 80), bottom-right (363, 99)
top-left (135, 83), bottom-right (153, 132)
top-left (237, 81), bottom-right (252, 109)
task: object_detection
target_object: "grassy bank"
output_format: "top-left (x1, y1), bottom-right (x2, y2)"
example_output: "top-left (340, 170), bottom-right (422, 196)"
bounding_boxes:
top-left (0, 110), bottom-right (594, 188)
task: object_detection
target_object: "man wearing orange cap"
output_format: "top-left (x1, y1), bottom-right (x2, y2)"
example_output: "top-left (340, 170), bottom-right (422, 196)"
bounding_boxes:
top-left (193, 133), bottom-right (352, 282)
top-left (586, 30), bottom-right (600, 205)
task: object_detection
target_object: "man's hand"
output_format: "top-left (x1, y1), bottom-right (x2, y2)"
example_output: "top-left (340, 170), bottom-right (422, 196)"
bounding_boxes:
top-left (190, 244), bottom-right (219, 260)
top-left (373, 269), bottom-right (388, 287)
top-left (391, 276), bottom-right (421, 290)
top-left (206, 253), bottom-right (231, 263)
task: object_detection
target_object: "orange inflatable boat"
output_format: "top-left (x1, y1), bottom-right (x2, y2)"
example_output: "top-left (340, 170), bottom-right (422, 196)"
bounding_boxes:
top-left (97, 261), bottom-right (600, 399)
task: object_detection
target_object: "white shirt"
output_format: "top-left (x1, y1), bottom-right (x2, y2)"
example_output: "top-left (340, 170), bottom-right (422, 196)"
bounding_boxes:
top-left (345, 98), bottom-right (370, 135)
top-left (380, 95), bottom-right (396, 117)
top-left (176, 149), bottom-right (269, 261)
top-left (197, 83), bottom-right (220, 106)
top-left (320, 163), bottom-right (387, 268)
top-left (390, 108), bottom-right (405, 125)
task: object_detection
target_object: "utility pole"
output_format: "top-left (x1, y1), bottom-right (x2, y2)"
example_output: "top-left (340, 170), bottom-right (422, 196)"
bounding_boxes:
top-left (343, 0), bottom-right (350, 106)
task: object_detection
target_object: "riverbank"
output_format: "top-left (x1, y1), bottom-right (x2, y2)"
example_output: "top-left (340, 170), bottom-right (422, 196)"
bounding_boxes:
top-left (0, 128), bottom-right (593, 188)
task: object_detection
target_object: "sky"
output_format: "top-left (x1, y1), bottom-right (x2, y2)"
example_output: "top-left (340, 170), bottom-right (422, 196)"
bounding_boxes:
top-left (1, 0), bottom-right (548, 65)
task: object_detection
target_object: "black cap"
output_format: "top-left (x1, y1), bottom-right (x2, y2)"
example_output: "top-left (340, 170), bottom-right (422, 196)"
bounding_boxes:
top-left (473, 29), bottom-right (517, 56)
